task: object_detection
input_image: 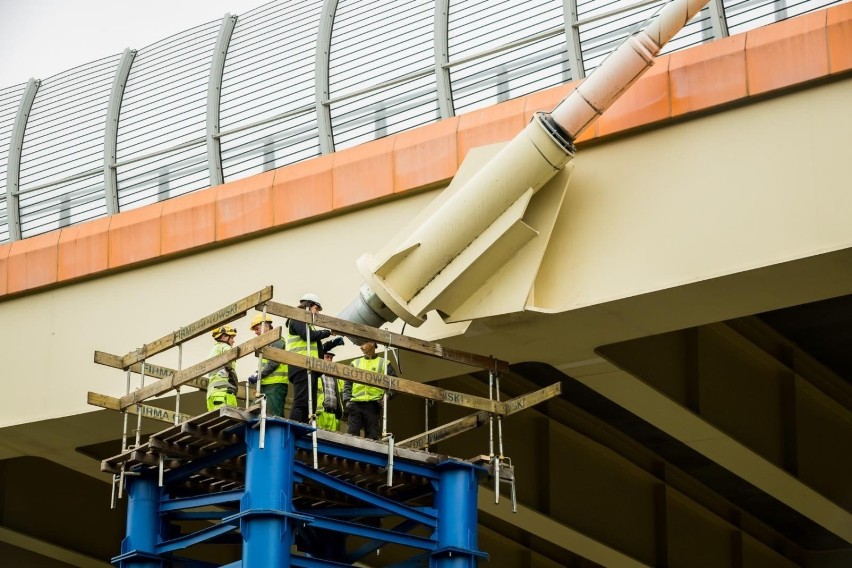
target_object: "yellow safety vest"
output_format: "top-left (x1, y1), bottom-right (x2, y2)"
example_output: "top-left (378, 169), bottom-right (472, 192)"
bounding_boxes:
top-left (350, 356), bottom-right (390, 402)
top-left (316, 376), bottom-right (344, 432)
top-left (206, 341), bottom-right (236, 398)
top-left (260, 356), bottom-right (288, 385)
top-left (285, 322), bottom-right (319, 358)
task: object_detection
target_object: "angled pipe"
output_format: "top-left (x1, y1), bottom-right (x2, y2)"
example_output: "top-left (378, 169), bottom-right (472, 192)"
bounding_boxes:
top-left (340, 0), bottom-right (710, 327)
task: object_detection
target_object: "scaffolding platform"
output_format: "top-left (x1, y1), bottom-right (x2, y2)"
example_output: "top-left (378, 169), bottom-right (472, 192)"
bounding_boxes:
top-left (91, 287), bottom-right (557, 566)
top-left (102, 405), bottom-right (447, 505)
top-left (106, 407), bottom-right (492, 567)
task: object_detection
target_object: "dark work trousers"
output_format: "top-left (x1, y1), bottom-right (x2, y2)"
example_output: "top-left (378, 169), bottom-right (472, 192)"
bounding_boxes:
top-left (260, 382), bottom-right (288, 417)
top-left (289, 370), bottom-right (317, 423)
top-left (346, 400), bottom-right (382, 440)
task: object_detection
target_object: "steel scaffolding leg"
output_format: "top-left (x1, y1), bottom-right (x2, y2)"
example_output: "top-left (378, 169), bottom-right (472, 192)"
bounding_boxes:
top-left (240, 419), bottom-right (299, 566)
top-left (109, 411), bottom-right (487, 566)
top-left (432, 462), bottom-right (485, 567)
top-left (115, 476), bottom-right (164, 567)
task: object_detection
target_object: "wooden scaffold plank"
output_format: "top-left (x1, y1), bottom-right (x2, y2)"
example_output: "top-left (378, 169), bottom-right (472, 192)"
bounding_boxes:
top-left (117, 286), bottom-right (273, 369)
top-left (88, 392), bottom-right (192, 426)
top-left (94, 356), bottom-right (251, 399)
top-left (264, 301), bottom-right (509, 373)
top-left (118, 328), bottom-right (281, 410)
top-left (397, 382), bottom-right (562, 450)
top-left (261, 345), bottom-right (504, 414)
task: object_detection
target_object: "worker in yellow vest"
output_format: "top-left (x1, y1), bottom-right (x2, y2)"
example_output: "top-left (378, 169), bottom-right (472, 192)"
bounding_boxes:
top-left (285, 293), bottom-right (332, 423)
top-left (206, 326), bottom-right (238, 411)
top-left (343, 340), bottom-right (395, 440)
top-left (247, 313), bottom-right (288, 417)
top-left (316, 350), bottom-right (344, 431)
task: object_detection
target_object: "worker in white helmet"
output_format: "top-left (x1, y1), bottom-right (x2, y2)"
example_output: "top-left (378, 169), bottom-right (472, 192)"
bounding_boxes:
top-left (247, 313), bottom-right (288, 417)
top-left (206, 326), bottom-right (239, 411)
top-left (284, 293), bottom-right (342, 423)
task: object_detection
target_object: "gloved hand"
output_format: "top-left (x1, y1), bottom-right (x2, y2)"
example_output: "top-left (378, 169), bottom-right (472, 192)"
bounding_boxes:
top-left (248, 373), bottom-right (258, 385)
top-left (329, 336), bottom-right (345, 349)
top-left (345, 401), bottom-right (356, 415)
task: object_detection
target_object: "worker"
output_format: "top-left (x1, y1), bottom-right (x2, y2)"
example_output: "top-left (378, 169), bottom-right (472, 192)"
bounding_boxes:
top-left (247, 313), bottom-right (288, 417)
top-left (316, 350), bottom-right (345, 431)
top-left (206, 326), bottom-right (239, 411)
top-left (344, 340), bottom-right (395, 440)
top-left (284, 293), bottom-right (342, 423)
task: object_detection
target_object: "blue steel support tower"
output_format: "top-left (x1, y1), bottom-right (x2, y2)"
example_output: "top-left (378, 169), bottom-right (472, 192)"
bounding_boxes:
top-left (107, 411), bottom-right (487, 567)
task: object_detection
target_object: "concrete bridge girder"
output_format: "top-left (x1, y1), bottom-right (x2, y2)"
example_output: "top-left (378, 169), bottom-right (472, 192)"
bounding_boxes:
top-left (0, 78), bottom-right (850, 565)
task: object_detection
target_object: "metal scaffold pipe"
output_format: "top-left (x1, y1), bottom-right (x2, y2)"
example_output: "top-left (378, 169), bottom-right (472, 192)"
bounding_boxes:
top-left (339, 0), bottom-right (709, 329)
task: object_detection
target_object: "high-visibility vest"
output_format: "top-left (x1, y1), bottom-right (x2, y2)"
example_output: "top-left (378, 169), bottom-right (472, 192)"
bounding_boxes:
top-left (206, 341), bottom-right (236, 399)
top-left (350, 356), bottom-right (390, 402)
top-left (285, 321), bottom-right (319, 358)
top-left (317, 375), bottom-right (344, 412)
top-left (316, 376), bottom-right (344, 432)
top-left (260, 341), bottom-right (288, 385)
top-left (260, 359), bottom-right (288, 385)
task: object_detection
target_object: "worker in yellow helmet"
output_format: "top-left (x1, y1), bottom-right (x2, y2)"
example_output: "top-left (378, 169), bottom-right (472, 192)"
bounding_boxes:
top-left (206, 326), bottom-right (238, 411)
top-left (247, 313), bottom-right (288, 417)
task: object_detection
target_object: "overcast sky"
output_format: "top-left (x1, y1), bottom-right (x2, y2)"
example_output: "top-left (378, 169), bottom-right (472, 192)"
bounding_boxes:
top-left (0, 0), bottom-right (266, 88)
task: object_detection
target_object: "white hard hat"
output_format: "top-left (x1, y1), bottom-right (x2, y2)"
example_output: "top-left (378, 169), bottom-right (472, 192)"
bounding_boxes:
top-left (300, 293), bottom-right (322, 309)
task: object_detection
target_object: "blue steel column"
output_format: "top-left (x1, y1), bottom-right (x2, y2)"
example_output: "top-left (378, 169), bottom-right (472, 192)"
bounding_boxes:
top-left (431, 461), bottom-right (483, 567)
top-left (119, 476), bottom-right (164, 567)
top-left (241, 419), bottom-right (299, 566)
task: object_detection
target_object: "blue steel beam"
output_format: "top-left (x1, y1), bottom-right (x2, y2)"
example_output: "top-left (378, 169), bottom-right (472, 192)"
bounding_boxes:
top-left (294, 461), bottom-right (437, 527)
top-left (166, 511), bottom-right (233, 521)
top-left (297, 436), bottom-right (440, 479)
top-left (159, 489), bottom-right (244, 512)
top-left (161, 440), bottom-right (246, 485)
top-left (157, 520), bottom-right (239, 554)
top-left (118, 418), bottom-right (485, 566)
top-left (306, 506), bottom-right (433, 519)
top-left (291, 555), bottom-right (359, 567)
top-left (346, 518), bottom-right (421, 563)
top-left (306, 515), bottom-right (436, 551)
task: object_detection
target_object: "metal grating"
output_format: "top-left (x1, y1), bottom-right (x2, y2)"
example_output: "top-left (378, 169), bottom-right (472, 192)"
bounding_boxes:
top-left (0, 0), bottom-right (843, 241)
top-left (331, 75), bottom-right (440, 150)
top-left (221, 111), bottom-right (320, 178)
top-left (451, 33), bottom-right (570, 114)
top-left (328, 0), bottom-right (436, 149)
top-left (220, 0), bottom-right (323, 180)
top-left (117, 145), bottom-right (210, 211)
top-left (725, 0), bottom-right (842, 35)
top-left (16, 57), bottom-right (119, 238)
top-left (449, 0), bottom-right (568, 114)
top-left (115, 20), bottom-right (220, 210)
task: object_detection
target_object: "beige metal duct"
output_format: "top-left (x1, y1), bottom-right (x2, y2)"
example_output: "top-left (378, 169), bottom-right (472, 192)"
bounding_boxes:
top-left (340, 0), bottom-right (710, 328)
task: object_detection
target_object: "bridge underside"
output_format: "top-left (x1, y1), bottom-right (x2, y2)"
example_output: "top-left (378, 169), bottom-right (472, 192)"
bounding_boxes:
top-left (1, 78), bottom-right (851, 566)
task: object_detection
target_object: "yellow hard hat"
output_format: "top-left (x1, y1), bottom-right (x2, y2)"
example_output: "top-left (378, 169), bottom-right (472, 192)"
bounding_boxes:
top-left (250, 313), bottom-right (273, 329)
top-left (212, 325), bottom-right (237, 338)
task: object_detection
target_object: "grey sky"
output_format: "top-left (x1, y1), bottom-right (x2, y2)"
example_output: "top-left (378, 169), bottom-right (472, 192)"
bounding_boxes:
top-left (0, 0), bottom-right (265, 88)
